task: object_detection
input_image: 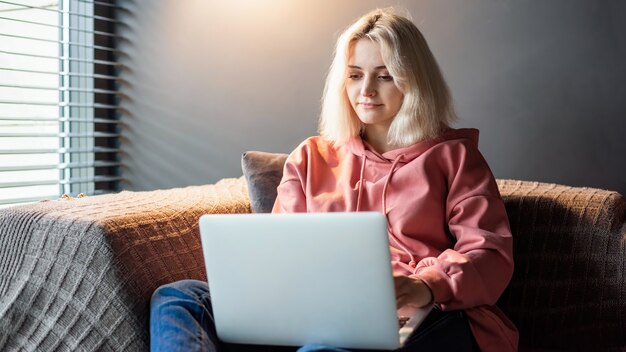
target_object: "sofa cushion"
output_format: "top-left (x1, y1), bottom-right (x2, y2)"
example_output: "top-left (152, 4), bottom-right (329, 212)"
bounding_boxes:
top-left (241, 151), bottom-right (288, 213)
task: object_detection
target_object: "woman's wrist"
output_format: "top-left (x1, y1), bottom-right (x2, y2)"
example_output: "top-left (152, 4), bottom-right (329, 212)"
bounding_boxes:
top-left (414, 277), bottom-right (434, 307)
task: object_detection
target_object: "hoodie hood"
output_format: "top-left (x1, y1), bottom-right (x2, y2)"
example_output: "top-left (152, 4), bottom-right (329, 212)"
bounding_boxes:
top-left (344, 128), bottom-right (480, 163)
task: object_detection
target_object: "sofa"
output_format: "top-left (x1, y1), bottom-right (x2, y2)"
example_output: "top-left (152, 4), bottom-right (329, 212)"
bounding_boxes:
top-left (0, 152), bottom-right (624, 351)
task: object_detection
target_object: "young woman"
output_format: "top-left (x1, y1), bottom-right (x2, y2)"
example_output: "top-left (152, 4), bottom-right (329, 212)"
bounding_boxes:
top-left (151, 8), bottom-right (517, 352)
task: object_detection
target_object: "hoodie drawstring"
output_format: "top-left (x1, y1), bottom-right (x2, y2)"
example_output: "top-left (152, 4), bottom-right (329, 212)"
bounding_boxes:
top-left (355, 155), bottom-right (367, 212)
top-left (355, 152), bottom-right (418, 269)
top-left (381, 155), bottom-right (402, 217)
top-left (382, 155), bottom-right (418, 269)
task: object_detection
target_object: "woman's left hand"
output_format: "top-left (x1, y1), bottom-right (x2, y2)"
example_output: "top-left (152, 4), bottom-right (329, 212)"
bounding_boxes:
top-left (393, 275), bottom-right (433, 309)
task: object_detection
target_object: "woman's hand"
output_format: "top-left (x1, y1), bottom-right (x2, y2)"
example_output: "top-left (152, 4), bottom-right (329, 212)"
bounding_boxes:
top-left (393, 275), bottom-right (433, 309)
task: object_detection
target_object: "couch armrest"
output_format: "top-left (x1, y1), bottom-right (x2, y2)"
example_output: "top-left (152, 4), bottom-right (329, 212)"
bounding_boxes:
top-left (0, 177), bottom-right (250, 351)
top-left (496, 179), bottom-right (626, 350)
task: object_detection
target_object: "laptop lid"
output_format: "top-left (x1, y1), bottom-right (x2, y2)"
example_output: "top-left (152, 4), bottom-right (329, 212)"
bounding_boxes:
top-left (199, 212), bottom-right (406, 350)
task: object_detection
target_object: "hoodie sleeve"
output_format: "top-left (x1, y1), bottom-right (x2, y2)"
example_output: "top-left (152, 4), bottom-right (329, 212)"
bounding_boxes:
top-left (412, 141), bottom-right (514, 310)
top-left (272, 145), bottom-right (308, 213)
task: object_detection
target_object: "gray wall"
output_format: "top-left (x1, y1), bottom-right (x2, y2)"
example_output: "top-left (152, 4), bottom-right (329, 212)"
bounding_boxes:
top-left (117, 0), bottom-right (626, 195)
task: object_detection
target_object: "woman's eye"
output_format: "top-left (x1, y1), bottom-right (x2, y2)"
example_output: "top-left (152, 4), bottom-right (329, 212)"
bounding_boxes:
top-left (378, 75), bottom-right (393, 81)
top-left (348, 74), bottom-right (362, 80)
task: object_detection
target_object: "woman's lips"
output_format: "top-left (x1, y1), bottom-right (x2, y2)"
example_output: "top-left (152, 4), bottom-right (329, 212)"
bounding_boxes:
top-left (359, 102), bottom-right (383, 109)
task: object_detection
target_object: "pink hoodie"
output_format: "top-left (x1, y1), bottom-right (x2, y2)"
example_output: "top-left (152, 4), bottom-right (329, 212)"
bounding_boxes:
top-left (272, 128), bottom-right (518, 351)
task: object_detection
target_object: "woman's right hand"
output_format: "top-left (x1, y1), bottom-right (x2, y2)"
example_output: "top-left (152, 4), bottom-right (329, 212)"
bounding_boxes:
top-left (393, 275), bottom-right (433, 309)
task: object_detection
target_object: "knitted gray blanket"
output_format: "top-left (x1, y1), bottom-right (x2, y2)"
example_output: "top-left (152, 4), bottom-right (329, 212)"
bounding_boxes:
top-left (0, 178), bottom-right (251, 351)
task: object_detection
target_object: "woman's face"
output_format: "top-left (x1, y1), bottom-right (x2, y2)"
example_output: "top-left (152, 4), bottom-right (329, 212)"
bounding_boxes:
top-left (346, 38), bottom-right (404, 134)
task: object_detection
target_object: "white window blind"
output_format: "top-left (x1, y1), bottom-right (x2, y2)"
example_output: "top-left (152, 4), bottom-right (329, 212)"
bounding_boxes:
top-left (0, 0), bottom-right (120, 208)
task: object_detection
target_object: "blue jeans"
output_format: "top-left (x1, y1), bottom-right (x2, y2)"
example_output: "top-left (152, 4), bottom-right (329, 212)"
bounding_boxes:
top-left (150, 280), bottom-right (476, 352)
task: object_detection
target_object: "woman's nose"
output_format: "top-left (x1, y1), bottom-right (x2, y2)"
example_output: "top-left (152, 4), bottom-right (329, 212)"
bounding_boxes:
top-left (360, 78), bottom-right (376, 97)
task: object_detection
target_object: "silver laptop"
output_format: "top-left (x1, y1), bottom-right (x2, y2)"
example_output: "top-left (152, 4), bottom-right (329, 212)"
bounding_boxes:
top-left (198, 212), bottom-right (431, 350)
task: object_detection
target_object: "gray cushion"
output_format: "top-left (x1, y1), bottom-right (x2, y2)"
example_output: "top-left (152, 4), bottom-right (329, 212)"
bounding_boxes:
top-left (241, 151), bottom-right (288, 213)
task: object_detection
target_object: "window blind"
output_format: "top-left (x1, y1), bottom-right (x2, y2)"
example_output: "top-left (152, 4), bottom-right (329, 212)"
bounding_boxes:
top-left (0, 0), bottom-right (120, 207)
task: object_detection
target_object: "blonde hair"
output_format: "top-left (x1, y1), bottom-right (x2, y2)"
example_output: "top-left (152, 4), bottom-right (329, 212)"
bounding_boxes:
top-left (319, 8), bottom-right (456, 146)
